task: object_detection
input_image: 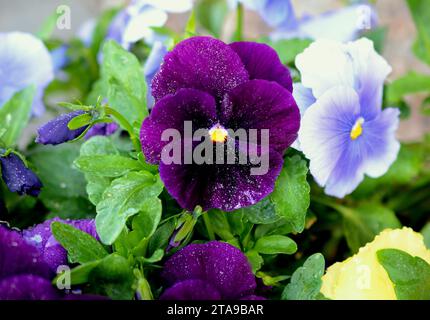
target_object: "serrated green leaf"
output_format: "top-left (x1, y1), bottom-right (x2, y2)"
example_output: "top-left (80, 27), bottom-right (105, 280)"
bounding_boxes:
top-left (270, 155), bottom-right (310, 233)
top-left (282, 253), bottom-right (325, 300)
top-left (254, 235), bottom-right (297, 255)
top-left (51, 222), bottom-right (108, 264)
top-left (0, 86), bottom-right (35, 147)
top-left (95, 171), bottom-right (163, 244)
top-left (377, 248), bottom-right (430, 300)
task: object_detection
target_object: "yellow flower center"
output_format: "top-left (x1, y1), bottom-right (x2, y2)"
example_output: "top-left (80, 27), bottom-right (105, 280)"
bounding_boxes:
top-left (209, 124), bottom-right (228, 143)
top-left (350, 117), bottom-right (364, 140)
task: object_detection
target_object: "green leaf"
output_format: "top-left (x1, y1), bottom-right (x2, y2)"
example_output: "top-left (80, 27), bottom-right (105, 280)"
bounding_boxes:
top-left (341, 203), bottom-right (401, 253)
top-left (386, 72), bottom-right (430, 103)
top-left (269, 38), bottom-right (312, 65)
top-left (75, 155), bottom-right (142, 177)
top-left (29, 143), bottom-right (94, 218)
top-left (407, 0), bottom-right (430, 65)
top-left (270, 155), bottom-right (310, 233)
top-left (147, 218), bottom-right (176, 257)
top-left (195, 0), bottom-right (228, 37)
top-left (185, 10), bottom-right (196, 37)
top-left (422, 223), bottom-right (430, 249)
top-left (254, 235), bottom-right (297, 255)
top-left (245, 250), bottom-right (264, 273)
top-left (90, 8), bottom-right (119, 56)
top-left (65, 260), bottom-right (101, 285)
top-left (37, 11), bottom-right (61, 40)
top-left (51, 222), bottom-right (108, 264)
top-left (0, 86), bottom-right (35, 147)
top-left (239, 198), bottom-right (280, 225)
top-left (101, 41), bottom-right (147, 126)
top-left (67, 113), bottom-right (92, 130)
top-left (88, 254), bottom-right (135, 300)
top-left (95, 171), bottom-right (163, 244)
top-left (377, 248), bottom-right (430, 300)
top-left (282, 253), bottom-right (325, 300)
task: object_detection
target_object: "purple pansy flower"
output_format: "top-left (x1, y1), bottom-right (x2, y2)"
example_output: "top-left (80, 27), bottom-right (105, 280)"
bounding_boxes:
top-left (0, 32), bottom-right (54, 117)
top-left (23, 218), bottom-right (99, 271)
top-left (85, 122), bottom-right (119, 140)
top-left (0, 224), bottom-right (59, 300)
top-left (36, 110), bottom-right (88, 145)
top-left (161, 241), bottom-right (265, 300)
top-left (295, 38), bottom-right (400, 198)
top-left (140, 36), bottom-right (299, 211)
top-left (0, 151), bottom-right (43, 197)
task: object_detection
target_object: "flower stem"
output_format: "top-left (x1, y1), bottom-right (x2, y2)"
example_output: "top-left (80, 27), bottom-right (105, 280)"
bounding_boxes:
top-left (104, 106), bottom-right (141, 151)
top-left (203, 212), bottom-right (216, 241)
top-left (234, 3), bottom-right (244, 41)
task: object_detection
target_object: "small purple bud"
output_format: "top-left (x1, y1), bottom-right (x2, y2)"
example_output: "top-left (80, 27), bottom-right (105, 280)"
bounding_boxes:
top-left (36, 110), bottom-right (89, 145)
top-left (85, 122), bottom-right (119, 140)
top-left (0, 152), bottom-right (43, 196)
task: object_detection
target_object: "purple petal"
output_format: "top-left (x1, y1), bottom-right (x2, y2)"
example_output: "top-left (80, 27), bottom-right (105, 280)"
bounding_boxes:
top-left (85, 122), bottom-right (119, 139)
top-left (36, 110), bottom-right (89, 145)
top-left (222, 80), bottom-right (300, 154)
top-left (229, 42), bottom-right (293, 92)
top-left (140, 88), bottom-right (218, 164)
top-left (0, 275), bottom-right (59, 300)
top-left (160, 280), bottom-right (222, 300)
top-left (0, 152), bottom-right (43, 196)
top-left (0, 225), bottom-right (51, 279)
top-left (160, 147), bottom-right (283, 212)
top-left (162, 241), bottom-right (257, 299)
top-left (152, 36), bottom-right (249, 102)
top-left (23, 218), bottom-right (99, 271)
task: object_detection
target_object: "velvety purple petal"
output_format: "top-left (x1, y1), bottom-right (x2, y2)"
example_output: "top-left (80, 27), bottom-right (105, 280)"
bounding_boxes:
top-left (85, 122), bottom-right (119, 139)
top-left (140, 88), bottom-right (218, 164)
top-left (229, 42), bottom-right (292, 92)
top-left (36, 110), bottom-right (89, 145)
top-left (0, 275), bottom-right (60, 300)
top-left (162, 241), bottom-right (257, 299)
top-left (23, 218), bottom-right (99, 271)
top-left (152, 36), bottom-right (249, 102)
top-left (222, 80), bottom-right (300, 154)
top-left (160, 147), bottom-right (283, 212)
top-left (0, 152), bottom-right (43, 196)
top-left (0, 225), bottom-right (51, 279)
top-left (160, 280), bottom-right (222, 300)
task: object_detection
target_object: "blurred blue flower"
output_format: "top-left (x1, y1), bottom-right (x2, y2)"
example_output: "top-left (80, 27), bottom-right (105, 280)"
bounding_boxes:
top-left (295, 39), bottom-right (400, 198)
top-left (231, 0), bottom-right (376, 42)
top-left (107, 0), bottom-right (192, 50)
top-left (0, 32), bottom-right (54, 117)
top-left (143, 41), bottom-right (168, 108)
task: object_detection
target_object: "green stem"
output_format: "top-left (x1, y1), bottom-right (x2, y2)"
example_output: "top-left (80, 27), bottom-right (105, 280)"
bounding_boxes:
top-left (104, 106), bottom-right (141, 151)
top-left (234, 3), bottom-right (244, 41)
top-left (203, 213), bottom-right (216, 241)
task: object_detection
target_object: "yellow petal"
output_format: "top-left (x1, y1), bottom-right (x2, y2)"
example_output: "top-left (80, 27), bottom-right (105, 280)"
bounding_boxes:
top-left (321, 227), bottom-right (430, 300)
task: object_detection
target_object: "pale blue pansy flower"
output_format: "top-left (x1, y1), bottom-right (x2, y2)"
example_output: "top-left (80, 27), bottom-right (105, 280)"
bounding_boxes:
top-left (107, 0), bottom-right (192, 50)
top-left (295, 38), bottom-right (400, 198)
top-left (143, 41), bottom-right (168, 109)
top-left (230, 0), bottom-right (376, 42)
top-left (0, 32), bottom-right (54, 117)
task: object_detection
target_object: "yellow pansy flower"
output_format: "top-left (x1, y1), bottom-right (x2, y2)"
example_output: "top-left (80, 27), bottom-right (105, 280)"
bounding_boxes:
top-left (321, 227), bottom-right (430, 300)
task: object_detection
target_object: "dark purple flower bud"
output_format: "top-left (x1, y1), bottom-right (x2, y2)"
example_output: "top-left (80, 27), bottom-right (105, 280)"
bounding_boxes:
top-left (36, 110), bottom-right (89, 145)
top-left (161, 241), bottom-right (265, 300)
top-left (85, 122), bottom-right (119, 140)
top-left (0, 152), bottom-right (43, 196)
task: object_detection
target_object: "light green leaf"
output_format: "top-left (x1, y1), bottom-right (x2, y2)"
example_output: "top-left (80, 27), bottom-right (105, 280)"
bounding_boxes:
top-left (270, 38), bottom-right (312, 65)
top-left (341, 203), bottom-right (401, 253)
top-left (377, 248), bottom-right (430, 300)
top-left (270, 155), bottom-right (310, 233)
top-left (51, 222), bottom-right (108, 264)
top-left (407, 0), bottom-right (430, 65)
top-left (421, 223), bottom-right (430, 249)
top-left (254, 235), bottom-right (297, 255)
top-left (386, 72), bottom-right (430, 103)
top-left (282, 253), bottom-right (325, 300)
top-left (75, 155), bottom-right (142, 177)
top-left (95, 171), bottom-right (163, 245)
top-left (195, 0), bottom-right (228, 37)
top-left (102, 41), bottom-right (147, 126)
top-left (246, 250), bottom-right (264, 273)
top-left (239, 198), bottom-right (280, 225)
top-left (0, 86), bottom-right (35, 147)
